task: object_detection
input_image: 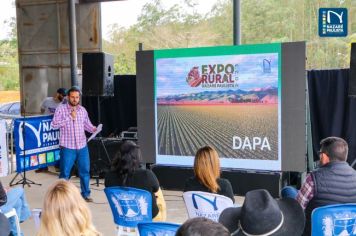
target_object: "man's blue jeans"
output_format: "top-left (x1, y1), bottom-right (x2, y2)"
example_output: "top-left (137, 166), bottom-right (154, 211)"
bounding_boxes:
top-left (281, 186), bottom-right (298, 199)
top-left (59, 146), bottom-right (91, 198)
top-left (0, 187), bottom-right (31, 236)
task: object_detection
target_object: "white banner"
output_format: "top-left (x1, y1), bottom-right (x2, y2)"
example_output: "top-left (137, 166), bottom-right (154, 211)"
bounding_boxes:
top-left (0, 119), bottom-right (9, 176)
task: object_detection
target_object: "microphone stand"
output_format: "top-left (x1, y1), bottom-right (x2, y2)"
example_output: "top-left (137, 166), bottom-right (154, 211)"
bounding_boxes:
top-left (10, 82), bottom-right (41, 187)
top-left (90, 96), bottom-right (111, 187)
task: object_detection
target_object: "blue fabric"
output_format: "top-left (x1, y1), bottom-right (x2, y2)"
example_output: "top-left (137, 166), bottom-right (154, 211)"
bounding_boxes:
top-left (59, 146), bottom-right (91, 198)
top-left (0, 187), bottom-right (31, 236)
top-left (13, 115), bottom-right (60, 173)
top-left (104, 187), bottom-right (152, 228)
top-left (280, 186), bottom-right (298, 199)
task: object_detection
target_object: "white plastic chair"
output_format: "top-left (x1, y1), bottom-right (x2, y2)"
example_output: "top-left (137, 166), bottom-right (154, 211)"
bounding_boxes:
top-left (32, 208), bottom-right (42, 230)
top-left (183, 191), bottom-right (234, 222)
top-left (2, 208), bottom-right (21, 235)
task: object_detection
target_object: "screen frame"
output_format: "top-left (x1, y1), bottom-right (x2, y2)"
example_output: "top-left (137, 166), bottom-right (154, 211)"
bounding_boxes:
top-left (136, 42), bottom-right (306, 172)
top-left (154, 44), bottom-right (282, 171)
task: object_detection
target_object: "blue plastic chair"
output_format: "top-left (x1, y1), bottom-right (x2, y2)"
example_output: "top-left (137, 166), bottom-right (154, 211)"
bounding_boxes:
top-left (137, 222), bottom-right (181, 236)
top-left (104, 187), bottom-right (153, 235)
top-left (312, 203), bottom-right (356, 236)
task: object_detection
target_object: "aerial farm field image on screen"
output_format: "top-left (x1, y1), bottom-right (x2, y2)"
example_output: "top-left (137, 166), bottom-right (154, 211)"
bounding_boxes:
top-left (155, 48), bottom-right (280, 161)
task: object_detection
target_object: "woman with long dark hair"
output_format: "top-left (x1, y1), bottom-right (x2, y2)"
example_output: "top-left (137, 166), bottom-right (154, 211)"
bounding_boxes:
top-left (104, 141), bottom-right (161, 218)
top-left (184, 146), bottom-right (235, 202)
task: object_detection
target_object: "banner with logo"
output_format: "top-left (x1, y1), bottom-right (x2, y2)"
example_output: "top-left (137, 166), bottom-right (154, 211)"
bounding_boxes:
top-left (154, 44), bottom-right (281, 171)
top-left (14, 115), bottom-right (60, 172)
top-left (0, 119), bottom-right (9, 176)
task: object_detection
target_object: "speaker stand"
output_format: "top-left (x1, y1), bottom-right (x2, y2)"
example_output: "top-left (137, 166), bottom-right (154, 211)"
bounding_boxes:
top-left (90, 97), bottom-right (112, 187)
top-left (90, 138), bottom-right (112, 187)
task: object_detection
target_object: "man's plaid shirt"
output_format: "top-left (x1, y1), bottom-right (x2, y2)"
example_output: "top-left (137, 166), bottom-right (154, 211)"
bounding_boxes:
top-left (51, 103), bottom-right (95, 149)
top-left (296, 173), bottom-right (315, 209)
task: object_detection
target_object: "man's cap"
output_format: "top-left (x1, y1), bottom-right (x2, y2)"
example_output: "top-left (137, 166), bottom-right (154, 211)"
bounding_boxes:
top-left (67, 86), bottom-right (82, 95)
top-left (56, 88), bottom-right (66, 96)
top-left (219, 189), bottom-right (305, 236)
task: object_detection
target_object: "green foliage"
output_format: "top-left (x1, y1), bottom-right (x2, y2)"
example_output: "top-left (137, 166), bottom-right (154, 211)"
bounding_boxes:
top-left (0, 39), bottom-right (19, 90)
top-left (103, 0), bottom-right (356, 74)
top-left (0, 15), bottom-right (18, 91)
top-left (1, 0), bottom-right (356, 88)
top-left (241, 0), bottom-right (355, 69)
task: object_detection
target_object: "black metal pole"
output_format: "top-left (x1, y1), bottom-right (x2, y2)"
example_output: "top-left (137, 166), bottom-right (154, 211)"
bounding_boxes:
top-left (233, 0), bottom-right (241, 45)
top-left (69, 0), bottom-right (78, 86)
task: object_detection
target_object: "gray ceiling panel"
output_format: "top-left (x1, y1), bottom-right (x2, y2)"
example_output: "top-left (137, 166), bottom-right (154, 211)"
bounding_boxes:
top-left (16, 0), bottom-right (101, 113)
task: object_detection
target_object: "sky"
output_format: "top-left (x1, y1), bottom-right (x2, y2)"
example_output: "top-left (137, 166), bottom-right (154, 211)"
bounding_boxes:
top-left (0, 0), bottom-right (219, 40)
top-left (156, 53), bottom-right (279, 96)
top-left (0, 1), bottom-right (15, 39)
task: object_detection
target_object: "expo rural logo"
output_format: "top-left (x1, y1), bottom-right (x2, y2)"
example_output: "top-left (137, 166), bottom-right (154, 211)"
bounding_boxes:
top-left (186, 64), bottom-right (239, 88)
top-left (319, 8), bottom-right (347, 37)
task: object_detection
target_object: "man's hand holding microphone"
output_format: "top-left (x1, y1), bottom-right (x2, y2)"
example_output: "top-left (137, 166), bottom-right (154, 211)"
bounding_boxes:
top-left (71, 107), bottom-right (76, 120)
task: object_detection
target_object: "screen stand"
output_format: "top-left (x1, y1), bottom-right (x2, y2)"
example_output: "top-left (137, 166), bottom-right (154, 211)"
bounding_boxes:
top-left (90, 96), bottom-right (110, 187)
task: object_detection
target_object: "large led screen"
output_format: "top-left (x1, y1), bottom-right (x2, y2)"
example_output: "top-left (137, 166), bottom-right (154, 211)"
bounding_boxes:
top-left (154, 44), bottom-right (282, 171)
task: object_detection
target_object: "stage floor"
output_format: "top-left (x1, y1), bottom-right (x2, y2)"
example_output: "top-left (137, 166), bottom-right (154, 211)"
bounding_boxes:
top-left (1, 169), bottom-right (244, 235)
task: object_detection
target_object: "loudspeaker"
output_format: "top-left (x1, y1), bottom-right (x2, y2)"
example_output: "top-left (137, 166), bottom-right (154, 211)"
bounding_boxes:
top-left (114, 75), bottom-right (137, 132)
top-left (349, 43), bottom-right (356, 97)
top-left (82, 96), bottom-right (117, 137)
top-left (82, 52), bottom-right (114, 96)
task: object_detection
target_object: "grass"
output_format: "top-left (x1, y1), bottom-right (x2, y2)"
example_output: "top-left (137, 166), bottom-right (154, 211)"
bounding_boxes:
top-left (0, 90), bottom-right (20, 104)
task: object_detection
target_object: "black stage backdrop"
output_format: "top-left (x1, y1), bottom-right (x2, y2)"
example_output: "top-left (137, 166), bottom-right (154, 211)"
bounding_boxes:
top-left (81, 96), bottom-right (117, 137)
top-left (82, 70), bottom-right (356, 169)
top-left (308, 69), bottom-right (356, 167)
top-left (82, 75), bottom-right (137, 137)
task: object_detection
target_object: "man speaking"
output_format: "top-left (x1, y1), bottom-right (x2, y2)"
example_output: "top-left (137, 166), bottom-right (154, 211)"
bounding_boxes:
top-left (52, 86), bottom-right (97, 202)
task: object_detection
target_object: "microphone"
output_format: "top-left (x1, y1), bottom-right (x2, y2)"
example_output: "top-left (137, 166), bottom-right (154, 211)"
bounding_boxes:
top-left (71, 107), bottom-right (76, 120)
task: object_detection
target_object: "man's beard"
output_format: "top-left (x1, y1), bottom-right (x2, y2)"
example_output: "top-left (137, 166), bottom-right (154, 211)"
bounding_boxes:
top-left (69, 100), bottom-right (79, 107)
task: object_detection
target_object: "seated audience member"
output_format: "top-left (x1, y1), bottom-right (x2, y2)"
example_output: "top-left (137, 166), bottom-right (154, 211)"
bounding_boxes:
top-left (176, 217), bottom-right (230, 236)
top-left (37, 179), bottom-right (101, 236)
top-left (184, 146), bottom-right (235, 203)
top-left (105, 141), bottom-right (162, 218)
top-left (219, 189), bottom-right (305, 236)
top-left (0, 212), bottom-right (10, 236)
top-left (296, 136), bottom-right (356, 235)
top-left (0, 181), bottom-right (31, 236)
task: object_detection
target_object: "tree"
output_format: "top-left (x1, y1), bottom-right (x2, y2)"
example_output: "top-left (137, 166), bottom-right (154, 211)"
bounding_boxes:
top-left (0, 15), bottom-right (19, 90)
top-left (48, 0), bottom-right (356, 76)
